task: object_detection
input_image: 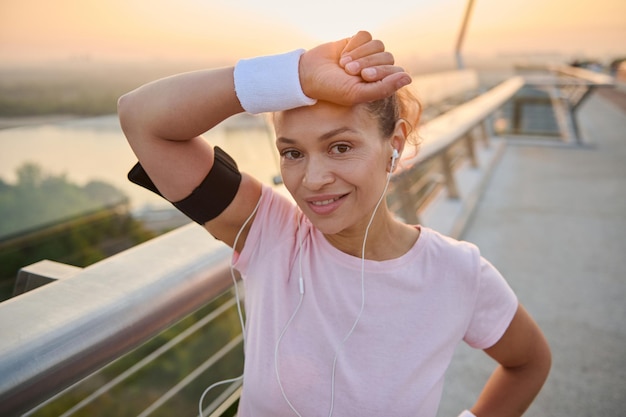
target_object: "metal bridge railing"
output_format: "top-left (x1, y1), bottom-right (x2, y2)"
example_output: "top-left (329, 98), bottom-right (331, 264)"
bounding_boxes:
top-left (0, 224), bottom-right (235, 416)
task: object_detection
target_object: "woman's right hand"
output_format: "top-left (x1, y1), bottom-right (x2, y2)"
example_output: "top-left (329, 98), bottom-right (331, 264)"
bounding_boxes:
top-left (299, 31), bottom-right (412, 106)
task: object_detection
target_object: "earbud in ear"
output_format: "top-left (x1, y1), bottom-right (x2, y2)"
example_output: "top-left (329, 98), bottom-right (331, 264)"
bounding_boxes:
top-left (388, 148), bottom-right (399, 174)
top-left (390, 148), bottom-right (399, 171)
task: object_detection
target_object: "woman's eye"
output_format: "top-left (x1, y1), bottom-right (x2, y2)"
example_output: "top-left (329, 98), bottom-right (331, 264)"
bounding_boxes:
top-left (281, 150), bottom-right (302, 160)
top-left (330, 144), bottom-right (350, 154)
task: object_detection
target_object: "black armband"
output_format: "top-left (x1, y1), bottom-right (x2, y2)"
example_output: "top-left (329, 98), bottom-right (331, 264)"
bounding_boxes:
top-left (128, 146), bottom-right (242, 225)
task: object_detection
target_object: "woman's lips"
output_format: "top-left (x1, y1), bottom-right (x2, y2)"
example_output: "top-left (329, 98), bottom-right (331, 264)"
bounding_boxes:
top-left (306, 194), bottom-right (347, 215)
top-left (311, 197), bottom-right (340, 206)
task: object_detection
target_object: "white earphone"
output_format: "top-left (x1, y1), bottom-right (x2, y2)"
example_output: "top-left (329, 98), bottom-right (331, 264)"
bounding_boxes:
top-left (390, 148), bottom-right (399, 172)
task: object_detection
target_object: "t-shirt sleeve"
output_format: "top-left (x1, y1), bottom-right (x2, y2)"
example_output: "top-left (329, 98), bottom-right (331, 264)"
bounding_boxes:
top-left (463, 256), bottom-right (519, 349)
top-left (233, 185), bottom-right (299, 276)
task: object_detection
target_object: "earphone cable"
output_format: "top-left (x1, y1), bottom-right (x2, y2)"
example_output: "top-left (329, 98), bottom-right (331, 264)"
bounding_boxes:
top-left (275, 212), bottom-right (306, 416)
top-left (198, 198), bottom-right (261, 417)
top-left (327, 168), bottom-right (394, 417)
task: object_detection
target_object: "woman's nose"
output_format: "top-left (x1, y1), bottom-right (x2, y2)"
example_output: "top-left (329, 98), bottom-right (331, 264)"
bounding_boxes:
top-left (302, 157), bottom-right (334, 190)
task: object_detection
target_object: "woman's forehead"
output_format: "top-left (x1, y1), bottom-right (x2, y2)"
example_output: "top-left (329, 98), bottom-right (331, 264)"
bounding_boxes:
top-left (274, 102), bottom-right (374, 133)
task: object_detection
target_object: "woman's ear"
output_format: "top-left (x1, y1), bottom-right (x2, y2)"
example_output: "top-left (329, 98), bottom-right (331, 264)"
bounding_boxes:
top-left (386, 119), bottom-right (408, 173)
top-left (390, 119), bottom-right (409, 163)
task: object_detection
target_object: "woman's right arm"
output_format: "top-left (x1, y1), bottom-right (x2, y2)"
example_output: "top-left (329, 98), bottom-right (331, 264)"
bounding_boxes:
top-left (118, 67), bottom-right (263, 251)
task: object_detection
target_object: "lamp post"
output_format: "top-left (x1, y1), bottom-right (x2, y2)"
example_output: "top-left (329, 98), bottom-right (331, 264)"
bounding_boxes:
top-left (455, 0), bottom-right (476, 69)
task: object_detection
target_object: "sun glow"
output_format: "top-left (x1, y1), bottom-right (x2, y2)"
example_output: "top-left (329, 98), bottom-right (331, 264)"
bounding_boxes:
top-left (0, 0), bottom-right (624, 65)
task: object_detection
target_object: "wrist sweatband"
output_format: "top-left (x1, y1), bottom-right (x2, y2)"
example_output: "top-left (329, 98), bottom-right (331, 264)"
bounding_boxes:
top-left (127, 146), bottom-right (242, 225)
top-left (233, 49), bottom-right (317, 114)
top-left (457, 410), bottom-right (477, 417)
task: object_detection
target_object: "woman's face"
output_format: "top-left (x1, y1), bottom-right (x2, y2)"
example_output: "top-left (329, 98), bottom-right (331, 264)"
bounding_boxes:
top-left (274, 101), bottom-right (395, 236)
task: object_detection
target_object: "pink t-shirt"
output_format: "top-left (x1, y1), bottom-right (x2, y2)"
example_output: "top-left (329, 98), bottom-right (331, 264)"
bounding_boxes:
top-left (234, 186), bottom-right (518, 417)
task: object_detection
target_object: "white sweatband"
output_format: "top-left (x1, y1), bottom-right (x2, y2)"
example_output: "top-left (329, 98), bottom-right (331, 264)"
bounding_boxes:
top-left (233, 49), bottom-right (317, 114)
top-left (457, 410), bottom-right (477, 417)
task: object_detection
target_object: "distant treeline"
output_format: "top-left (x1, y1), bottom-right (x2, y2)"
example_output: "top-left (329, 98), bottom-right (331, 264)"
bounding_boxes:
top-left (0, 61), bottom-right (209, 117)
top-left (0, 162), bottom-right (128, 237)
top-left (0, 163), bottom-right (156, 300)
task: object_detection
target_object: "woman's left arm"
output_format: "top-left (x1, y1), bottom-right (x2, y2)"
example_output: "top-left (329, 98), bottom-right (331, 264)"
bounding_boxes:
top-left (469, 304), bottom-right (551, 417)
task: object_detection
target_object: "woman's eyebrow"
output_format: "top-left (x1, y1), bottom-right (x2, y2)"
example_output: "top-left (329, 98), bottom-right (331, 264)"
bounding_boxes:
top-left (319, 127), bottom-right (356, 141)
top-left (276, 136), bottom-right (296, 145)
top-left (276, 127), bottom-right (357, 145)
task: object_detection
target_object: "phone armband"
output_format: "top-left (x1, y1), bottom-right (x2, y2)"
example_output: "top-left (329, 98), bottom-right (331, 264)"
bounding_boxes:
top-left (128, 146), bottom-right (242, 225)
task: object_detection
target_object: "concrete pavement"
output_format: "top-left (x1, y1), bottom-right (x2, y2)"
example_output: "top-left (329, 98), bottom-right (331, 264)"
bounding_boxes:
top-left (436, 89), bottom-right (626, 416)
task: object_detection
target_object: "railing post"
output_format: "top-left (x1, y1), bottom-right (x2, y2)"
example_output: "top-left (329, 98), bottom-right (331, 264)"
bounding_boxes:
top-left (440, 151), bottom-right (460, 199)
top-left (13, 260), bottom-right (82, 296)
top-left (512, 97), bottom-right (523, 134)
top-left (479, 119), bottom-right (491, 147)
top-left (393, 176), bottom-right (421, 225)
top-left (464, 131), bottom-right (478, 168)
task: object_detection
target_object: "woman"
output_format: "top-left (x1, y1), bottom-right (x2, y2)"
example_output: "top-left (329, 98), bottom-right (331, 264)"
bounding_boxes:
top-left (118, 31), bottom-right (550, 417)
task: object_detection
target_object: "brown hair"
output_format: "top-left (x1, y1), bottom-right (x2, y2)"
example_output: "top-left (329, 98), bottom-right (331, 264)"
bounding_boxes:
top-left (364, 87), bottom-right (422, 147)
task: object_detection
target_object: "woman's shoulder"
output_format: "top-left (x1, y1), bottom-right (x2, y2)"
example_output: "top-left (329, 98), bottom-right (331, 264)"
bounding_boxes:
top-left (258, 184), bottom-right (297, 219)
top-left (419, 226), bottom-right (477, 248)
top-left (235, 185), bottom-right (301, 271)
top-left (418, 226), bottom-right (482, 264)
top-left (248, 184), bottom-right (302, 239)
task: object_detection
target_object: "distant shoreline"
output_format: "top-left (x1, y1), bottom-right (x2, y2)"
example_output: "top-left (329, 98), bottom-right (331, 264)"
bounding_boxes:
top-left (0, 115), bottom-right (82, 130)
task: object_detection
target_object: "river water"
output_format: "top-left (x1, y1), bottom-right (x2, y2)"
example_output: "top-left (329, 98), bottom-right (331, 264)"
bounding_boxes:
top-left (0, 114), bottom-right (281, 212)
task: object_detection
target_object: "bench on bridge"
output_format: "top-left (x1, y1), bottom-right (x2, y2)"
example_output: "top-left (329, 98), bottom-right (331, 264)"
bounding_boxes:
top-left (512, 64), bottom-right (615, 142)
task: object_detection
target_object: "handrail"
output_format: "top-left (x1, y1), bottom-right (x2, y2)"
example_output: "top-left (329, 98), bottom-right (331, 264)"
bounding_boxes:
top-left (0, 223), bottom-right (234, 416)
top-left (389, 76), bottom-right (525, 225)
top-left (402, 76), bottom-right (524, 169)
top-left (549, 64), bottom-right (615, 86)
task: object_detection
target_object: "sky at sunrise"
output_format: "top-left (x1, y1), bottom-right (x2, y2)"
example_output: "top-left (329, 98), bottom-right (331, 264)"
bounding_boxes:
top-left (0, 0), bottom-right (624, 66)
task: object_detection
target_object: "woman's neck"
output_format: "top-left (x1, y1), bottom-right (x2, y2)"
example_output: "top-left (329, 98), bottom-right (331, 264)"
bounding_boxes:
top-left (324, 208), bottom-right (420, 261)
